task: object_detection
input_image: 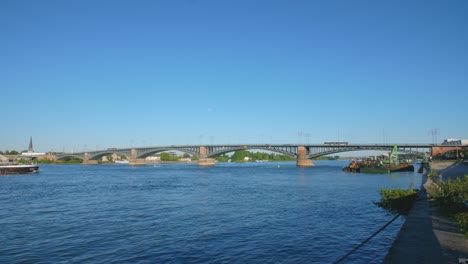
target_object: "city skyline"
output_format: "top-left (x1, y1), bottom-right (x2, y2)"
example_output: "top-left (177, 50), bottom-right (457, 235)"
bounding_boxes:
top-left (2, 0), bottom-right (467, 152)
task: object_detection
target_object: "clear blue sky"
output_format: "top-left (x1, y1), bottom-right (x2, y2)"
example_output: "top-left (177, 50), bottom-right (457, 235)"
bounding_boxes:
top-left (2, 0), bottom-right (467, 152)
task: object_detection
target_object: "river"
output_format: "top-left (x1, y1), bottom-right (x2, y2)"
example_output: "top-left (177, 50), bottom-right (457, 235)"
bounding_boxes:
top-left (0, 160), bottom-right (421, 263)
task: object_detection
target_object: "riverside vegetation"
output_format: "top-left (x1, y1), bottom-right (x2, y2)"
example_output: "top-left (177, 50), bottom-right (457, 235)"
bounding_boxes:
top-left (378, 163), bottom-right (468, 238)
top-left (376, 184), bottom-right (420, 216)
top-left (429, 174), bottom-right (468, 238)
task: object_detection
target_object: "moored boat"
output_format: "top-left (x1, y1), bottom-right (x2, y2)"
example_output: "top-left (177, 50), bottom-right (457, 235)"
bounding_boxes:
top-left (342, 159), bottom-right (360, 172)
top-left (0, 164), bottom-right (39, 175)
top-left (343, 145), bottom-right (414, 174)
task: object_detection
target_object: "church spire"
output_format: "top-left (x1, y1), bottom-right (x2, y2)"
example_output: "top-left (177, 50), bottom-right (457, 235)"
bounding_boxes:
top-left (28, 136), bottom-right (34, 153)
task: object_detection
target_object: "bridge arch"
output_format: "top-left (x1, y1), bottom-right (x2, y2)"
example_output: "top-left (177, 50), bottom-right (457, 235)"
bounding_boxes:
top-left (136, 147), bottom-right (200, 159)
top-left (205, 146), bottom-right (297, 159)
top-left (56, 154), bottom-right (85, 161)
top-left (56, 150), bottom-right (132, 161)
top-left (307, 146), bottom-right (427, 159)
top-left (87, 151), bottom-right (130, 161)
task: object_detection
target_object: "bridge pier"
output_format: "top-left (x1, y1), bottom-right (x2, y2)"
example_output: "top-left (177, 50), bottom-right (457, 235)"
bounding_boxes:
top-left (129, 148), bottom-right (146, 166)
top-left (296, 146), bottom-right (313, 167)
top-left (198, 146), bottom-right (215, 166)
top-left (82, 153), bottom-right (98, 165)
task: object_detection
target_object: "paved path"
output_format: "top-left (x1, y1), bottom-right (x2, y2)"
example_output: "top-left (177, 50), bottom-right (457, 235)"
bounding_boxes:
top-left (383, 162), bottom-right (468, 264)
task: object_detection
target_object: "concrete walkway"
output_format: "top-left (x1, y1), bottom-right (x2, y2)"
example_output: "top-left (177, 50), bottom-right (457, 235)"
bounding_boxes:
top-left (384, 162), bottom-right (468, 264)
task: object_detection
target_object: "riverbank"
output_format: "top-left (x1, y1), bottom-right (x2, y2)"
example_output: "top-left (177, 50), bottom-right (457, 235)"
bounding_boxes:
top-left (384, 161), bottom-right (468, 263)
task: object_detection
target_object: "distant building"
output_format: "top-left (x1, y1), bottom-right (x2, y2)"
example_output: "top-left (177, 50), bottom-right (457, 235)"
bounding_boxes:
top-left (441, 139), bottom-right (468, 146)
top-left (145, 156), bottom-right (161, 162)
top-left (101, 153), bottom-right (120, 162)
top-left (180, 157), bottom-right (192, 162)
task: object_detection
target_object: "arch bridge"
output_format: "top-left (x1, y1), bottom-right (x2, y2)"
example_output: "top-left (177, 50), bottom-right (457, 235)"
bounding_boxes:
top-left (55, 143), bottom-right (441, 167)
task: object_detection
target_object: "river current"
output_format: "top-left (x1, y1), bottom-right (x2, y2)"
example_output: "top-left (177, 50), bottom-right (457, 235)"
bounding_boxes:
top-left (0, 160), bottom-right (421, 263)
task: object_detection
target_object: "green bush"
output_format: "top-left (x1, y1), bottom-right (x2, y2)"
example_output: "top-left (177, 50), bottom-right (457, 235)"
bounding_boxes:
top-left (454, 213), bottom-right (468, 239)
top-left (430, 175), bottom-right (468, 237)
top-left (376, 187), bottom-right (419, 215)
top-left (160, 152), bottom-right (180, 161)
top-left (37, 159), bottom-right (54, 164)
top-left (430, 176), bottom-right (468, 215)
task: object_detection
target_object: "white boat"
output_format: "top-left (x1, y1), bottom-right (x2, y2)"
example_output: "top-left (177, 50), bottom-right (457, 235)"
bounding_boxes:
top-left (114, 160), bottom-right (129, 164)
top-left (0, 164), bottom-right (39, 175)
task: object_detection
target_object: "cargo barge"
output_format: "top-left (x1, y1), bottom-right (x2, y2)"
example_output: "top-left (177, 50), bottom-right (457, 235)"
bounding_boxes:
top-left (0, 164), bottom-right (39, 175)
top-left (342, 145), bottom-right (414, 174)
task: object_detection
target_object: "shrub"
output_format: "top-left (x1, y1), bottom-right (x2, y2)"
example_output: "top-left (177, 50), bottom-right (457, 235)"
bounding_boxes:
top-left (454, 213), bottom-right (468, 239)
top-left (430, 175), bottom-right (468, 215)
top-left (430, 175), bottom-right (468, 237)
top-left (37, 159), bottom-right (54, 164)
top-left (376, 186), bottom-right (419, 215)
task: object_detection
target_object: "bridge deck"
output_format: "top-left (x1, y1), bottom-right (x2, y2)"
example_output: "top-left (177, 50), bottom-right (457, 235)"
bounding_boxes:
top-left (56, 143), bottom-right (435, 161)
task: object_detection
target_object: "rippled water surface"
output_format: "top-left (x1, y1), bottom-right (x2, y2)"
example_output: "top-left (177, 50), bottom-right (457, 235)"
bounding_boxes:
top-left (0, 161), bottom-right (422, 263)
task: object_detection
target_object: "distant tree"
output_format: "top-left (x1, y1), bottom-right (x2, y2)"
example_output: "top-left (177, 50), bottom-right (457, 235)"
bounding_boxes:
top-left (160, 152), bottom-right (171, 161)
top-left (37, 159), bottom-right (53, 164)
top-left (229, 150), bottom-right (293, 162)
top-left (231, 150), bottom-right (248, 162)
top-left (160, 152), bottom-right (180, 161)
top-left (215, 154), bottom-right (230, 162)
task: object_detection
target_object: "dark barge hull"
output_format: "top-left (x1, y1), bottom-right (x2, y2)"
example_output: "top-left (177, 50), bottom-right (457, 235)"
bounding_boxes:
top-left (342, 166), bottom-right (360, 173)
top-left (343, 165), bottom-right (414, 173)
top-left (0, 165), bottom-right (39, 175)
top-left (360, 165), bottom-right (414, 174)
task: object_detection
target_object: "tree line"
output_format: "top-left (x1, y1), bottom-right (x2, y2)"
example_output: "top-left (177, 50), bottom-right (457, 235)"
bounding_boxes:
top-left (214, 150), bottom-right (295, 162)
top-left (0, 150), bottom-right (21, 155)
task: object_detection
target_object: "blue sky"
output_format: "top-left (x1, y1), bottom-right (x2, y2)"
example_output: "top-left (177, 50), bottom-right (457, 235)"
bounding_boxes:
top-left (1, 0), bottom-right (467, 152)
